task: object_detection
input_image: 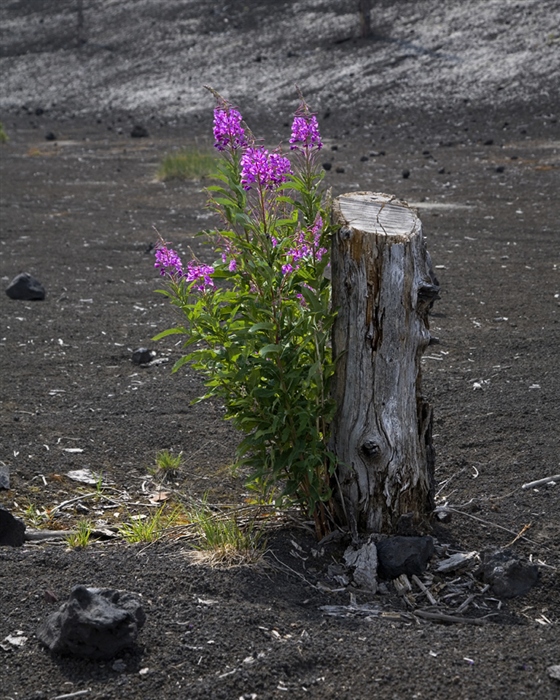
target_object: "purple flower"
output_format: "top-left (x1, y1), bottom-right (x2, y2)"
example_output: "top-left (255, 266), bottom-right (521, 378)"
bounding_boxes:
top-left (213, 107), bottom-right (246, 152)
top-left (282, 262), bottom-right (294, 276)
top-left (290, 114), bottom-right (322, 152)
top-left (185, 261), bottom-right (214, 291)
top-left (240, 147), bottom-right (291, 192)
top-left (154, 245), bottom-right (183, 277)
top-left (228, 259), bottom-right (237, 272)
top-left (281, 215), bottom-right (327, 276)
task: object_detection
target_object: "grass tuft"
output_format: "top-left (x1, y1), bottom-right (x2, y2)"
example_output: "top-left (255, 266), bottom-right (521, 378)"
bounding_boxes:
top-left (150, 449), bottom-right (183, 481)
top-left (187, 501), bottom-right (266, 566)
top-left (67, 519), bottom-right (93, 548)
top-left (23, 503), bottom-right (52, 528)
top-left (119, 505), bottom-right (179, 543)
top-left (0, 122), bottom-right (8, 144)
top-left (156, 148), bottom-right (218, 181)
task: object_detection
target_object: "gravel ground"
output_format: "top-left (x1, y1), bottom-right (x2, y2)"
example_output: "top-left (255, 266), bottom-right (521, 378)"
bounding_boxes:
top-left (1, 2), bottom-right (559, 699)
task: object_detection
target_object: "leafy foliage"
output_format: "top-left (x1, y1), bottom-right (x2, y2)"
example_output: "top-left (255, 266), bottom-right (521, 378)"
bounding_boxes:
top-left (154, 93), bottom-right (337, 536)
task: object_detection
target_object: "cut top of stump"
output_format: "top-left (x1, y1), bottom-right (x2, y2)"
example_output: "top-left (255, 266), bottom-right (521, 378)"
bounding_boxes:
top-left (335, 192), bottom-right (420, 241)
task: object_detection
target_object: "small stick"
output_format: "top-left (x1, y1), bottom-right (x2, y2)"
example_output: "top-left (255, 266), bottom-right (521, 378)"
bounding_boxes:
top-left (521, 474), bottom-right (560, 490)
top-left (52, 690), bottom-right (91, 700)
top-left (411, 574), bottom-right (437, 605)
top-left (25, 530), bottom-right (77, 541)
top-left (456, 594), bottom-right (476, 615)
top-left (443, 507), bottom-right (541, 545)
top-left (414, 610), bottom-right (484, 626)
top-left (505, 522), bottom-right (532, 548)
top-left (50, 492), bottom-right (98, 514)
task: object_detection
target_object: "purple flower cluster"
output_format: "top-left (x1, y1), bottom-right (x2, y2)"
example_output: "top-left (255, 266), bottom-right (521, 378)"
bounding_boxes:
top-left (213, 107), bottom-right (246, 152)
top-left (154, 245), bottom-right (183, 277)
top-left (240, 147), bottom-right (291, 192)
top-left (155, 245), bottom-right (214, 291)
top-left (184, 261), bottom-right (215, 291)
top-left (282, 215), bottom-right (327, 276)
top-left (290, 114), bottom-right (322, 152)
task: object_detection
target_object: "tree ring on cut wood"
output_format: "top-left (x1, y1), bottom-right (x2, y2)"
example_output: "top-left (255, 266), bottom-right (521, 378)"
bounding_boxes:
top-left (331, 192), bottom-right (437, 536)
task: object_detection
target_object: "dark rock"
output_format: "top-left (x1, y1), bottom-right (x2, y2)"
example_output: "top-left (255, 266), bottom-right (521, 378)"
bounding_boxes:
top-left (6, 272), bottom-right (46, 300)
top-left (35, 107), bottom-right (44, 116)
top-left (132, 347), bottom-right (156, 365)
top-left (0, 508), bottom-right (26, 547)
top-left (335, 166), bottom-right (345, 173)
top-left (475, 549), bottom-right (539, 598)
top-left (45, 131), bottom-right (57, 141)
top-left (37, 585), bottom-right (145, 659)
top-left (496, 165), bottom-right (505, 173)
top-left (376, 536), bottom-right (434, 579)
top-left (130, 124), bottom-right (149, 138)
top-left (360, 155), bottom-right (369, 162)
top-left (484, 138), bottom-right (494, 145)
top-left (322, 162), bottom-right (332, 171)
top-left (402, 169), bottom-right (410, 179)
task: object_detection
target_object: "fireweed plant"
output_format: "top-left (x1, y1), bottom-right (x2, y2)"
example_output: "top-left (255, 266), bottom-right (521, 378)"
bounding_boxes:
top-left (154, 91), bottom-right (336, 536)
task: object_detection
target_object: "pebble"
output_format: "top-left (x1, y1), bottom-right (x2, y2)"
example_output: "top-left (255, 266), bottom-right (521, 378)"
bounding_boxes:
top-left (132, 348), bottom-right (156, 364)
top-left (130, 124), bottom-right (149, 138)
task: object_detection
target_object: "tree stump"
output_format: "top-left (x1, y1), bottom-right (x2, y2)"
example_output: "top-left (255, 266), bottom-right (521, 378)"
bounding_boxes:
top-left (331, 192), bottom-right (438, 536)
top-left (358, 0), bottom-right (372, 38)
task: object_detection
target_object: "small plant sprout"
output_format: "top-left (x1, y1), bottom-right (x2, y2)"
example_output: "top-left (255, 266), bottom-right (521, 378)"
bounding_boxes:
top-left (152, 449), bottom-right (183, 481)
top-left (67, 519), bottom-right (93, 549)
top-left (0, 122), bottom-right (8, 144)
top-left (94, 472), bottom-right (104, 500)
top-left (23, 503), bottom-right (51, 529)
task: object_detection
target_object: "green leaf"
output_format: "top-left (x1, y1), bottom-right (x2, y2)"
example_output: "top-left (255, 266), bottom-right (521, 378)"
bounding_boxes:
top-left (152, 327), bottom-right (186, 341)
top-left (171, 355), bottom-right (191, 373)
top-left (249, 321), bottom-right (275, 334)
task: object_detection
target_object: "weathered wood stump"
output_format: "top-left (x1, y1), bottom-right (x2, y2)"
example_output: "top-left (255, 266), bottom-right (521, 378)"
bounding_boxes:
top-left (331, 192), bottom-right (438, 536)
top-left (358, 0), bottom-right (372, 37)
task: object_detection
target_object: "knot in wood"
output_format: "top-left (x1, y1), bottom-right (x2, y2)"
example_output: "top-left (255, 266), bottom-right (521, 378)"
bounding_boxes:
top-left (417, 283), bottom-right (440, 304)
top-left (362, 438), bottom-right (380, 457)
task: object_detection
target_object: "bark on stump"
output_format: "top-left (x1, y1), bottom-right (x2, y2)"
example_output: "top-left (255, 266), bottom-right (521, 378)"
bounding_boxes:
top-left (358, 0), bottom-right (372, 38)
top-left (331, 192), bottom-right (438, 536)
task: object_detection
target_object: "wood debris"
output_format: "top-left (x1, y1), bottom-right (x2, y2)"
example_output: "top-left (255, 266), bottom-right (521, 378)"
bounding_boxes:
top-left (521, 474), bottom-right (560, 489)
